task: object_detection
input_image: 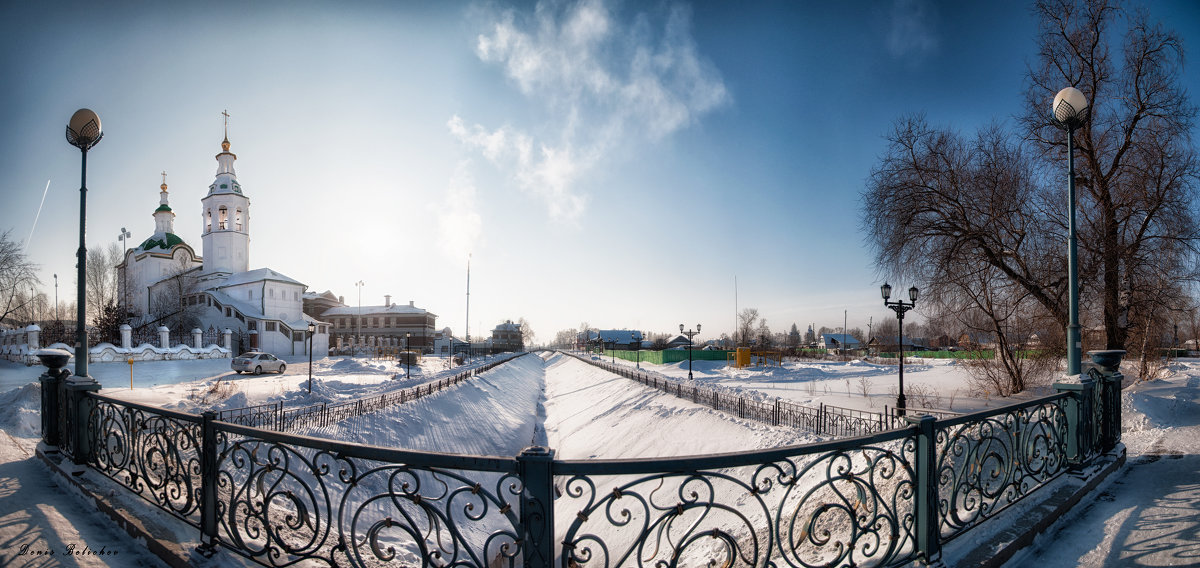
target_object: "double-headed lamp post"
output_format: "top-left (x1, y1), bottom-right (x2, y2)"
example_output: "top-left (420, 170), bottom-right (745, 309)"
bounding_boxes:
top-left (307, 322), bottom-right (316, 394)
top-left (118, 227), bottom-right (130, 321)
top-left (66, 109), bottom-right (103, 380)
top-left (680, 323), bottom-right (701, 380)
top-left (1052, 86), bottom-right (1089, 377)
top-left (882, 283), bottom-right (918, 416)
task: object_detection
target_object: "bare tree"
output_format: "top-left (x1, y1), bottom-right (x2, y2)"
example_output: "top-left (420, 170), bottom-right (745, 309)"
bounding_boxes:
top-left (863, 0), bottom-right (1200, 381)
top-left (517, 317), bottom-right (535, 348)
top-left (148, 258), bottom-right (201, 332)
top-left (84, 242), bottom-right (122, 324)
top-left (0, 230), bottom-right (39, 326)
top-left (737, 308), bottom-right (759, 347)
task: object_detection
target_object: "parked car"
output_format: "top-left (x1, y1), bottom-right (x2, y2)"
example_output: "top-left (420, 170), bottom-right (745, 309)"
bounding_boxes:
top-left (232, 352), bottom-right (286, 375)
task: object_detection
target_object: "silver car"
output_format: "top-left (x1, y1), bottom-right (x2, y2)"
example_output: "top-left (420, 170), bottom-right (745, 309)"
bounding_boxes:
top-left (232, 352), bottom-right (286, 375)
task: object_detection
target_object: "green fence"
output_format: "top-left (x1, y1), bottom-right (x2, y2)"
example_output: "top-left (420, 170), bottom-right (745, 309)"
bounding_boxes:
top-left (878, 350), bottom-right (992, 359)
top-left (600, 349), bottom-right (732, 364)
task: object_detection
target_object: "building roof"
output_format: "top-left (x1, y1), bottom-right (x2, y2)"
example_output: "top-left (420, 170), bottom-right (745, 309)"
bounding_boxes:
top-left (218, 268), bottom-right (305, 288)
top-left (820, 333), bottom-right (861, 346)
top-left (321, 302), bottom-right (436, 318)
top-left (138, 232), bottom-right (186, 252)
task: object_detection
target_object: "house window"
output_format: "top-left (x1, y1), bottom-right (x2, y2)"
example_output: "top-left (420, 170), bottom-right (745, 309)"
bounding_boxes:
top-left (269, 288), bottom-right (274, 299)
top-left (294, 291), bottom-right (299, 301)
top-left (235, 208), bottom-right (243, 231)
top-left (218, 206), bottom-right (227, 230)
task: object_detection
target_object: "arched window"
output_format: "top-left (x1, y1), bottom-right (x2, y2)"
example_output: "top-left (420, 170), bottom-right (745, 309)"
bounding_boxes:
top-left (235, 208), bottom-right (243, 231)
top-left (206, 209), bottom-right (212, 232)
top-left (218, 206), bottom-right (228, 230)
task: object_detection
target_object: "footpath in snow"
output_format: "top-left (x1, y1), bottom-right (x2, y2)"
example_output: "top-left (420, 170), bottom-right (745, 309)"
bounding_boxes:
top-left (1003, 364), bottom-right (1200, 566)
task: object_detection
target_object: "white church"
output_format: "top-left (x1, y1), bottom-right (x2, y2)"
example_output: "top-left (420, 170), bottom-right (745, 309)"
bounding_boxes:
top-left (117, 121), bottom-right (329, 357)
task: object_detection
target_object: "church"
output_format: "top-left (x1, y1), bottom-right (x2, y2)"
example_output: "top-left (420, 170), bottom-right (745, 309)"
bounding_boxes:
top-left (117, 118), bottom-right (329, 357)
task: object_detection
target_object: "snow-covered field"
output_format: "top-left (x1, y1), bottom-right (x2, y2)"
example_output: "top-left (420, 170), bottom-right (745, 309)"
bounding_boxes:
top-left (0, 351), bottom-right (1195, 566)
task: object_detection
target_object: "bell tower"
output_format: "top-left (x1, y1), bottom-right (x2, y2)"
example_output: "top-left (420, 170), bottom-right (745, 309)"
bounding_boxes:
top-left (201, 110), bottom-right (250, 276)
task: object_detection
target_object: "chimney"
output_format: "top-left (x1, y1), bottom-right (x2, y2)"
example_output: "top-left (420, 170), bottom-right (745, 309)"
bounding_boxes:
top-left (385, 295), bottom-right (392, 307)
top-left (339, 295), bottom-right (344, 304)
top-left (409, 300), bottom-right (414, 307)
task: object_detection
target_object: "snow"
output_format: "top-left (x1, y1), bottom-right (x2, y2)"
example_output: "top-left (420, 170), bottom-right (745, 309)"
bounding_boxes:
top-left (0, 352), bottom-right (1196, 566)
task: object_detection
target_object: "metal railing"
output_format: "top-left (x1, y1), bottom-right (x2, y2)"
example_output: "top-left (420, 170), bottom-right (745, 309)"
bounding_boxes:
top-left (37, 354), bottom-right (1125, 567)
top-left (567, 351), bottom-right (960, 437)
top-left (216, 353), bottom-right (523, 431)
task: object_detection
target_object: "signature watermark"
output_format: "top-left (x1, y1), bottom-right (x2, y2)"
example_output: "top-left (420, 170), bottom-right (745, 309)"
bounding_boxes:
top-left (15, 542), bottom-right (120, 557)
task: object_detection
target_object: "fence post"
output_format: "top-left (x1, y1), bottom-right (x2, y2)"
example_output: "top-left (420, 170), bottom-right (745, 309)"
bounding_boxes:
top-left (197, 411), bottom-right (219, 556)
top-left (64, 379), bottom-right (101, 465)
top-left (1053, 377), bottom-right (1096, 468)
top-left (773, 398), bottom-right (780, 426)
top-left (907, 414), bottom-right (941, 563)
top-left (517, 446), bottom-right (555, 568)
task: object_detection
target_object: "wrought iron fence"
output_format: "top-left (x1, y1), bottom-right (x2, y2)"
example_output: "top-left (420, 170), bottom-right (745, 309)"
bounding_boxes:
top-left (217, 353), bottom-right (523, 432)
top-left (567, 352), bottom-right (960, 437)
top-left (37, 353), bottom-right (1125, 568)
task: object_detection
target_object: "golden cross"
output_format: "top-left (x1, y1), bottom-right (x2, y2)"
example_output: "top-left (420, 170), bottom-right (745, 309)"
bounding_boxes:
top-left (161, 171), bottom-right (167, 185)
top-left (221, 109), bottom-right (230, 137)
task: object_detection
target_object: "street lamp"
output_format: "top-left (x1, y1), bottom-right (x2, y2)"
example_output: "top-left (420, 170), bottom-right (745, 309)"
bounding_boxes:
top-left (355, 280), bottom-right (365, 357)
top-left (53, 274), bottom-right (58, 322)
top-left (307, 322), bottom-right (316, 394)
top-left (635, 331), bottom-right (642, 369)
top-left (66, 108), bottom-right (102, 380)
top-left (680, 323), bottom-right (701, 380)
top-left (1052, 86), bottom-right (1089, 377)
top-left (118, 227), bottom-right (130, 321)
top-left (405, 332), bottom-right (411, 379)
top-left (882, 282), bottom-right (918, 416)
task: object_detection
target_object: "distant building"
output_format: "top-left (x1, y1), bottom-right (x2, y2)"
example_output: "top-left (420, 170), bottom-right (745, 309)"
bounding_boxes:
top-left (317, 298), bottom-right (437, 353)
top-left (491, 320), bottom-right (524, 352)
top-left (818, 333), bottom-right (861, 351)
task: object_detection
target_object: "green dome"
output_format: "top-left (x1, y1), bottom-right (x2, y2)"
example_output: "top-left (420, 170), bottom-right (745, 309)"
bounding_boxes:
top-left (154, 204), bottom-right (172, 213)
top-left (139, 233), bottom-right (185, 251)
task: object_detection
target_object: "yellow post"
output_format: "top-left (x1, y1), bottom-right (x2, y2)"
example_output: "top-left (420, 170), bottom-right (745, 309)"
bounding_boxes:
top-left (127, 357), bottom-right (135, 390)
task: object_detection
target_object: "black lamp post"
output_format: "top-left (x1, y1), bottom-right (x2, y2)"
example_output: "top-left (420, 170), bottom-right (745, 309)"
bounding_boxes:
top-left (118, 226), bottom-right (130, 321)
top-left (882, 282), bottom-right (918, 416)
top-left (53, 273), bottom-right (58, 322)
top-left (1052, 86), bottom-right (1089, 377)
top-left (66, 109), bottom-right (102, 380)
top-left (405, 332), bottom-right (411, 379)
top-left (307, 322), bottom-right (316, 394)
top-left (635, 331), bottom-right (642, 369)
top-left (680, 323), bottom-right (701, 380)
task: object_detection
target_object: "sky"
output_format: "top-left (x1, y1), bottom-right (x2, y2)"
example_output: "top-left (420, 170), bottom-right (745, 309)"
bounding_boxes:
top-left (2, 0), bottom-right (1200, 344)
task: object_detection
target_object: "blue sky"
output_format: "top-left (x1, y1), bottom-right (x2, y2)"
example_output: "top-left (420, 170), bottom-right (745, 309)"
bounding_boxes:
top-left (2, 0), bottom-right (1199, 343)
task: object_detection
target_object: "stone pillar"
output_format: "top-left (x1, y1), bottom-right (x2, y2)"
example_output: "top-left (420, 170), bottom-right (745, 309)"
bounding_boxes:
top-left (192, 328), bottom-right (203, 349)
top-left (36, 349), bottom-right (71, 448)
top-left (120, 324), bottom-right (132, 350)
top-left (158, 326), bottom-right (170, 349)
top-left (63, 369), bottom-right (101, 465)
top-left (223, 328), bottom-right (233, 351)
top-left (26, 324), bottom-right (41, 351)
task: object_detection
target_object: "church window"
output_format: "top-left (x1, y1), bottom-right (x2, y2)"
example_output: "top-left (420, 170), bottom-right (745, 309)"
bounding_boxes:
top-left (220, 184), bottom-right (228, 189)
top-left (265, 322), bottom-right (276, 332)
top-left (249, 289), bottom-right (254, 300)
top-left (225, 307), bottom-right (232, 317)
top-left (218, 206), bottom-right (228, 230)
top-left (269, 288), bottom-right (275, 299)
top-left (247, 321), bottom-right (256, 331)
top-left (235, 209), bottom-right (243, 231)
top-left (206, 209), bottom-right (212, 232)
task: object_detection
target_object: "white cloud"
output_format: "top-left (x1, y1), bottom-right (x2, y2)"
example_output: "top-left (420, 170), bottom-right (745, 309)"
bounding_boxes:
top-left (455, 0), bottom-right (728, 221)
top-left (887, 0), bottom-right (939, 59)
top-left (434, 161), bottom-right (483, 260)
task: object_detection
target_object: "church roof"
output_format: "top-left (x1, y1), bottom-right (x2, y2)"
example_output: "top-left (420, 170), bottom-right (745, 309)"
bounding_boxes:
top-left (218, 268), bottom-right (305, 288)
top-left (154, 204), bottom-right (172, 213)
top-left (139, 233), bottom-right (186, 251)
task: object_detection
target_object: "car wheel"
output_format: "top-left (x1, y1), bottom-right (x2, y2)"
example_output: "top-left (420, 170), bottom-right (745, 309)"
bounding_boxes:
top-left (234, 370), bottom-right (241, 374)
top-left (254, 366), bottom-right (262, 375)
top-left (278, 364), bottom-right (286, 374)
